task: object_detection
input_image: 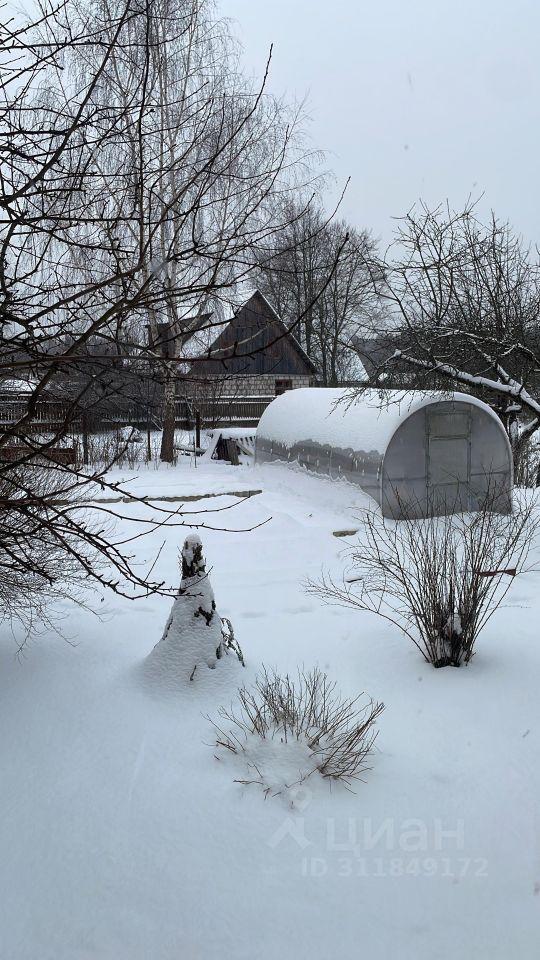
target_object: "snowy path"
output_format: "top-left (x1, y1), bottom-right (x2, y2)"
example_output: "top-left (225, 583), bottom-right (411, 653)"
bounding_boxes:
top-left (1, 461), bottom-right (539, 959)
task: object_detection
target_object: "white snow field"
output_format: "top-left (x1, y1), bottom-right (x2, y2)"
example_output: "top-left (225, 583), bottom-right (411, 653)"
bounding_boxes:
top-left (1, 460), bottom-right (540, 959)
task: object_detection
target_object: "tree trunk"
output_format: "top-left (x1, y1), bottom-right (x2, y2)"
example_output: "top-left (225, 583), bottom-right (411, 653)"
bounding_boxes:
top-left (81, 410), bottom-right (89, 466)
top-left (160, 368), bottom-right (176, 462)
top-left (146, 405), bottom-right (152, 463)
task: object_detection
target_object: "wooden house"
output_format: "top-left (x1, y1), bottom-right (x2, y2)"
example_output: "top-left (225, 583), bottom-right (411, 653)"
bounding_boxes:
top-left (189, 290), bottom-right (317, 397)
top-left (175, 291), bottom-right (317, 426)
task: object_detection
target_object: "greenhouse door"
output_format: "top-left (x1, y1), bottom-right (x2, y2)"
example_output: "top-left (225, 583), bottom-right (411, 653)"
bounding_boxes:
top-left (427, 411), bottom-right (471, 514)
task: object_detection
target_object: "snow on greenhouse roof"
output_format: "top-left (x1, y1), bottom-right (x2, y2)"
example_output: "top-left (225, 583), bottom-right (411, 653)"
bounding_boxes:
top-left (256, 388), bottom-right (503, 455)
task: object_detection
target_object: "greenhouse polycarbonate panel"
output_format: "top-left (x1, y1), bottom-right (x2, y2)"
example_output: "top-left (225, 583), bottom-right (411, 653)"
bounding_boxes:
top-left (429, 481), bottom-right (470, 513)
top-left (428, 437), bottom-right (469, 485)
top-left (428, 412), bottom-right (470, 438)
top-left (257, 388), bottom-right (512, 519)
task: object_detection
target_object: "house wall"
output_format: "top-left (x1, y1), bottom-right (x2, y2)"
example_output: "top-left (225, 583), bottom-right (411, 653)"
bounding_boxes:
top-left (183, 373), bottom-right (313, 399)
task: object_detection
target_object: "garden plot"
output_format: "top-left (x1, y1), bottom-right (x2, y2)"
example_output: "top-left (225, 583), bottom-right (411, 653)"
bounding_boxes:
top-left (0, 460), bottom-right (539, 960)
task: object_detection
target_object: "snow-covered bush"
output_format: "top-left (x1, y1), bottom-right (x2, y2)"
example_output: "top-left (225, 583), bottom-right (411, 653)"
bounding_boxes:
top-left (145, 534), bottom-right (244, 685)
top-left (212, 668), bottom-right (384, 797)
top-left (310, 495), bottom-right (538, 667)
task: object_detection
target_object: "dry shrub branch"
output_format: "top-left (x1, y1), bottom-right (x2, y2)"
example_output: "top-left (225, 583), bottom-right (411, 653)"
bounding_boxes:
top-left (212, 667), bottom-right (384, 795)
top-left (308, 493), bottom-right (539, 667)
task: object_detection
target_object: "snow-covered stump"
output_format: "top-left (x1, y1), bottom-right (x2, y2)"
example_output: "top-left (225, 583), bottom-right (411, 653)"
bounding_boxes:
top-left (144, 534), bottom-right (243, 689)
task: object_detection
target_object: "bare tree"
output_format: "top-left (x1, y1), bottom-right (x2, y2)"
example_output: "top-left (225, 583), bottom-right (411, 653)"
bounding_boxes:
top-left (0, 0), bottom-right (322, 634)
top-left (359, 202), bottom-right (540, 450)
top-left (313, 222), bottom-right (381, 384)
top-left (257, 201), bottom-right (379, 384)
top-left (66, 0), bottom-right (324, 459)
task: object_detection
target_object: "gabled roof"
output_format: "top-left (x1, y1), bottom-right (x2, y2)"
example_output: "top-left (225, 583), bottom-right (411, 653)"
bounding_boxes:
top-left (188, 291), bottom-right (318, 377)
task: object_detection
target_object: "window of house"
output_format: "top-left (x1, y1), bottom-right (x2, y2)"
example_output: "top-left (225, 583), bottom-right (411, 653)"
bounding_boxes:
top-left (275, 379), bottom-right (292, 396)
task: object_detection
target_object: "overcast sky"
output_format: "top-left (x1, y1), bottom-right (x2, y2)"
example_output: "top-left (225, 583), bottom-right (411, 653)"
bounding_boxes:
top-left (221, 0), bottom-right (540, 249)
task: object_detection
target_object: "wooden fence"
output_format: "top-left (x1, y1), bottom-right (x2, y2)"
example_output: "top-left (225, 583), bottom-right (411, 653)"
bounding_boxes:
top-left (0, 400), bottom-right (80, 431)
top-left (0, 394), bottom-right (273, 432)
top-left (175, 396), bottom-right (272, 428)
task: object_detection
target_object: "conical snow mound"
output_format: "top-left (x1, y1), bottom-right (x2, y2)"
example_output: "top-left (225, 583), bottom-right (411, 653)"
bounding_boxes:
top-left (144, 534), bottom-right (239, 688)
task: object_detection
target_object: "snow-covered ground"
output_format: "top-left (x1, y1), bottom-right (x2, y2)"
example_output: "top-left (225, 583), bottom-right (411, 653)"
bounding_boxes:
top-left (1, 460), bottom-right (540, 959)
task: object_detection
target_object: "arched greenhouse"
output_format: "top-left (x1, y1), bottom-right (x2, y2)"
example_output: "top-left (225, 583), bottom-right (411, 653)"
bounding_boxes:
top-left (255, 388), bottom-right (513, 519)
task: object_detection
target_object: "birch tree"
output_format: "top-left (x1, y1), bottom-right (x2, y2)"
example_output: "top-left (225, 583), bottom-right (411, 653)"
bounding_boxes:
top-left (69, 0), bottom-right (315, 459)
top-left (0, 0), bottom-right (316, 632)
